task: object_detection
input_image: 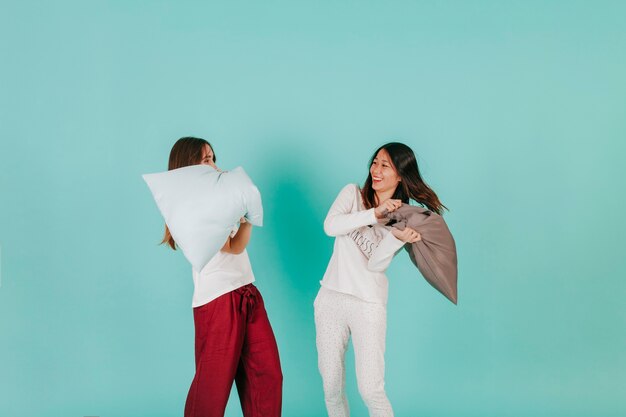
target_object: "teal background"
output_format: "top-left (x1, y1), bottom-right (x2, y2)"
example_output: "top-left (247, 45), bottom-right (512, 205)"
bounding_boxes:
top-left (1, 1), bottom-right (625, 416)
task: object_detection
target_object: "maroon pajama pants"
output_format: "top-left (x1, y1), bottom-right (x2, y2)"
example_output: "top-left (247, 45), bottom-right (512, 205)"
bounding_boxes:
top-left (184, 284), bottom-right (283, 417)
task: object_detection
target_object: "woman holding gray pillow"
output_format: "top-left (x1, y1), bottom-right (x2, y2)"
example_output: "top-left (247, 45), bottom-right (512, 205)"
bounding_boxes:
top-left (161, 137), bottom-right (283, 417)
top-left (315, 142), bottom-right (446, 417)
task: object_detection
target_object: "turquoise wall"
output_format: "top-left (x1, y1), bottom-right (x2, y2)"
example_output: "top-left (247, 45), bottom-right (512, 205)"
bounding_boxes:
top-left (1, 1), bottom-right (625, 416)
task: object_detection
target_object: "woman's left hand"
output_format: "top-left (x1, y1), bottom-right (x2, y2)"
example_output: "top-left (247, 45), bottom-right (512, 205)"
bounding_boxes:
top-left (392, 226), bottom-right (422, 243)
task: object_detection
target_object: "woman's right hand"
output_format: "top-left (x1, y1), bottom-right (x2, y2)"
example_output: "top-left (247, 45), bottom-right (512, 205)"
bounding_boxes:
top-left (375, 199), bottom-right (402, 219)
top-left (392, 226), bottom-right (422, 243)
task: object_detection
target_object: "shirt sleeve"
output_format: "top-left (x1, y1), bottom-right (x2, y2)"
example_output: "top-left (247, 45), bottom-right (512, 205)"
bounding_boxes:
top-left (367, 231), bottom-right (406, 272)
top-left (324, 184), bottom-right (378, 237)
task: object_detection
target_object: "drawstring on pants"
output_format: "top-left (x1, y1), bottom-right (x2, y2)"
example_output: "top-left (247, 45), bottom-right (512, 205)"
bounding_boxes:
top-left (235, 284), bottom-right (257, 322)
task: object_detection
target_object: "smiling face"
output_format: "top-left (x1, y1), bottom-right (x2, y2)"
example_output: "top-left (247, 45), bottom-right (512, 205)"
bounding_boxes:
top-left (200, 144), bottom-right (217, 169)
top-left (370, 148), bottom-right (401, 195)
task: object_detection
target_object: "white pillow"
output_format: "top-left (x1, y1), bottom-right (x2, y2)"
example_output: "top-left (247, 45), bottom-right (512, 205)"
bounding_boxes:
top-left (142, 165), bottom-right (263, 272)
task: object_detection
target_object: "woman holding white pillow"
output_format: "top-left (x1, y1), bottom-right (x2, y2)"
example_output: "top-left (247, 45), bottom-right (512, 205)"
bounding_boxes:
top-left (314, 142), bottom-right (446, 417)
top-left (161, 137), bottom-right (282, 417)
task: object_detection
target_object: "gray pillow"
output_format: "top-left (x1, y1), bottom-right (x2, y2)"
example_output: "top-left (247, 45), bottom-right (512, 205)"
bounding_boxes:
top-left (385, 204), bottom-right (458, 304)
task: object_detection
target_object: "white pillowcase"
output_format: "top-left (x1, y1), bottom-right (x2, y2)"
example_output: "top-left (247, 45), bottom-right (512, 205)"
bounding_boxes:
top-left (143, 165), bottom-right (263, 272)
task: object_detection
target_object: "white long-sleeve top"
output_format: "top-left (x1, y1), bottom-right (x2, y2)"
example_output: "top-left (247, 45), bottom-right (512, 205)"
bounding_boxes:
top-left (320, 183), bottom-right (406, 304)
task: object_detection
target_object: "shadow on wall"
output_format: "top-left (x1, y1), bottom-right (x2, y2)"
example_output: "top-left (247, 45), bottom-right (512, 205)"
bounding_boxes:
top-left (257, 139), bottom-right (331, 301)
top-left (247, 137), bottom-right (333, 411)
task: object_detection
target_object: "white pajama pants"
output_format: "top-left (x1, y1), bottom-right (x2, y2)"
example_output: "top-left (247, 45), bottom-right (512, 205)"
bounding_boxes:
top-left (314, 286), bottom-right (393, 417)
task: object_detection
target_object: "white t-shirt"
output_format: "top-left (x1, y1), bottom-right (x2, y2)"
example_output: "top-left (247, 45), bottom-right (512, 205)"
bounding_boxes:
top-left (320, 184), bottom-right (406, 304)
top-left (191, 228), bottom-right (255, 308)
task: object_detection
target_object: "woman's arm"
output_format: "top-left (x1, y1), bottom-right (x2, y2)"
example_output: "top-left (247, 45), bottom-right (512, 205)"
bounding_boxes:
top-left (324, 184), bottom-right (403, 237)
top-left (367, 232), bottom-right (406, 272)
top-left (368, 227), bottom-right (421, 272)
top-left (221, 218), bottom-right (252, 254)
top-left (324, 184), bottom-right (377, 236)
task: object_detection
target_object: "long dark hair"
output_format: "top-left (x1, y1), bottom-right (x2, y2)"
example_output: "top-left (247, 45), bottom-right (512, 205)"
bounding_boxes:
top-left (161, 137), bottom-right (216, 249)
top-left (361, 142), bottom-right (447, 215)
